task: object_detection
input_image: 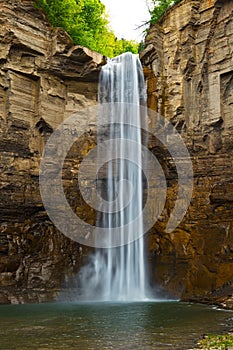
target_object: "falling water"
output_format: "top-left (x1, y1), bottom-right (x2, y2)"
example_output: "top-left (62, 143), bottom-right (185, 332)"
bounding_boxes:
top-left (79, 52), bottom-right (148, 301)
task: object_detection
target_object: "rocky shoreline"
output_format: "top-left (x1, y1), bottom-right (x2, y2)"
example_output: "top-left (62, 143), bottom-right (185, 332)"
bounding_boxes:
top-left (183, 296), bottom-right (233, 311)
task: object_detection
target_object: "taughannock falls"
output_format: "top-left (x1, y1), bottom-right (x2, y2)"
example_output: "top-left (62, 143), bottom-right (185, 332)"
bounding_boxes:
top-left (0, 0), bottom-right (233, 311)
top-left (79, 53), bottom-right (148, 301)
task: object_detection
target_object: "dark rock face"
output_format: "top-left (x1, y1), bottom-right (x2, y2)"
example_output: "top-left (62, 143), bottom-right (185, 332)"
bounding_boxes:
top-left (0, 0), bottom-right (104, 303)
top-left (141, 0), bottom-right (233, 301)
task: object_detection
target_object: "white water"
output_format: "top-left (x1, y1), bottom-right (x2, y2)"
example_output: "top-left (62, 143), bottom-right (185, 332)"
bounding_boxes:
top-left (79, 52), bottom-right (148, 301)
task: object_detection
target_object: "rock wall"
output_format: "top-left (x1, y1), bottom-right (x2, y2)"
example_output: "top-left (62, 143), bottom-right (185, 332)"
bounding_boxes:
top-left (141, 0), bottom-right (233, 301)
top-left (0, 0), bottom-right (104, 303)
top-left (1, 0), bottom-right (233, 305)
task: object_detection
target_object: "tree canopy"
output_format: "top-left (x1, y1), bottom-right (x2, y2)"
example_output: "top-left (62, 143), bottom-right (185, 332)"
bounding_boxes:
top-left (35, 0), bottom-right (139, 57)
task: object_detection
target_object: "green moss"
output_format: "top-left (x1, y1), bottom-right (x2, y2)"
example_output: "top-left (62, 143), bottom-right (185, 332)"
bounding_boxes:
top-left (198, 334), bottom-right (233, 350)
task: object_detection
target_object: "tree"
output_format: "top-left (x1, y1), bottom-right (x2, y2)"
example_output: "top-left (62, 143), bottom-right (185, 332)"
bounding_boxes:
top-left (35, 0), bottom-right (139, 57)
top-left (149, 0), bottom-right (181, 24)
top-left (36, 0), bottom-right (84, 29)
top-left (114, 38), bottom-right (139, 57)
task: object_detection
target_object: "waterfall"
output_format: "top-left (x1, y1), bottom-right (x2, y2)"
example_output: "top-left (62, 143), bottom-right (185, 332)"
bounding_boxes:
top-left (79, 52), bottom-right (148, 301)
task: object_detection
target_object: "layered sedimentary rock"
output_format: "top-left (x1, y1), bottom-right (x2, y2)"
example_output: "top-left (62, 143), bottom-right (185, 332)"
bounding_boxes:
top-left (0, 0), bottom-right (104, 303)
top-left (141, 0), bottom-right (233, 301)
top-left (1, 0), bottom-right (233, 305)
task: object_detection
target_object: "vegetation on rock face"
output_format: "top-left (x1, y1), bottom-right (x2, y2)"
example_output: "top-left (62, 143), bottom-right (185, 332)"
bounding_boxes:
top-left (148, 0), bottom-right (181, 24)
top-left (35, 0), bottom-right (139, 57)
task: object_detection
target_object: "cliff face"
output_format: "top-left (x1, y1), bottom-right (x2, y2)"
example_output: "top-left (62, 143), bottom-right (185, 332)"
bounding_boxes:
top-left (141, 0), bottom-right (233, 301)
top-left (0, 0), bottom-right (104, 303)
top-left (1, 0), bottom-right (233, 305)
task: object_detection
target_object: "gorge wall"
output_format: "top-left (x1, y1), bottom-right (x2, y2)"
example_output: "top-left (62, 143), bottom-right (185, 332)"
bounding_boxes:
top-left (141, 0), bottom-right (233, 304)
top-left (0, 0), bottom-right (233, 305)
top-left (0, 0), bottom-right (104, 303)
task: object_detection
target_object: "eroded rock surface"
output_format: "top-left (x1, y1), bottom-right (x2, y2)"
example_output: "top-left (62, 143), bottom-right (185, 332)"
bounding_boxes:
top-left (141, 0), bottom-right (233, 302)
top-left (1, 0), bottom-right (233, 305)
top-left (0, 0), bottom-right (104, 303)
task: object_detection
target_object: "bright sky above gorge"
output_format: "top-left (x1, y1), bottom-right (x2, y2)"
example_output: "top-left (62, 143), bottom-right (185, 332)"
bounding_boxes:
top-left (101, 0), bottom-right (150, 41)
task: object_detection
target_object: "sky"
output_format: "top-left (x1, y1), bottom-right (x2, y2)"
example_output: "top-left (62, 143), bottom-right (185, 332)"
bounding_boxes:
top-left (101, 0), bottom-right (150, 42)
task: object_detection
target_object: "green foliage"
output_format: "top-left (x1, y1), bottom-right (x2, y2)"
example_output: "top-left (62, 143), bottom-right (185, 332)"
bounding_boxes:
top-left (149, 0), bottom-right (181, 24)
top-left (35, 0), bottom-right (139, 57)
top-left (198, 334), bottom-right (233, 350)
top-left (138, 41), bottom-right (146, 53)
top-left (113, 38), bottom-right (139, 57)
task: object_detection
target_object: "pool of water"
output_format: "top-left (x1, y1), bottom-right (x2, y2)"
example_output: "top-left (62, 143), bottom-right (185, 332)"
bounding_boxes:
top-left (0, 301), bottom-right (232, 350)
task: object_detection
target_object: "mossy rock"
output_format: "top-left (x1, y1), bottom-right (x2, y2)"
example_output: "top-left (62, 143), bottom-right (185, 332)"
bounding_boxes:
top-left (198, 333), bottom-right (233, 350)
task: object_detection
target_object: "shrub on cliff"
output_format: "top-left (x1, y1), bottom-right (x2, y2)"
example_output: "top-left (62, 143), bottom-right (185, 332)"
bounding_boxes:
top-left (35, 0), bottom-right (139, 57)
top-left (149, 0), bottom-right (181, 24)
